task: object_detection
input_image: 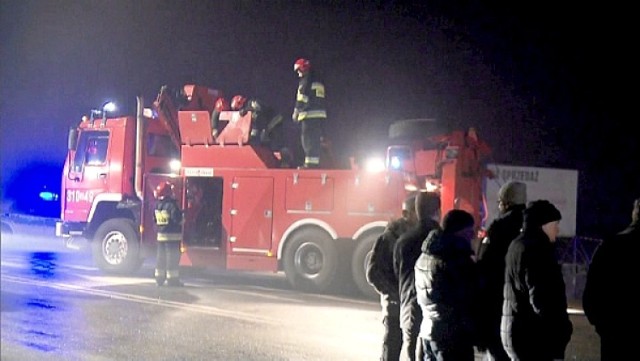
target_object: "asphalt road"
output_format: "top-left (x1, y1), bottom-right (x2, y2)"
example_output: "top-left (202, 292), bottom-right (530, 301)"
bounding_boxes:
top-left (0, 222), bottom-right (600, 360)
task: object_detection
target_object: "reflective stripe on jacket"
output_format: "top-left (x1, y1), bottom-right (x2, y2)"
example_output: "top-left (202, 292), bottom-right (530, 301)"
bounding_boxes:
top-left (154, 198), bottom-right (183, 242)
top-left (295, 72), bottom-right (326, 122)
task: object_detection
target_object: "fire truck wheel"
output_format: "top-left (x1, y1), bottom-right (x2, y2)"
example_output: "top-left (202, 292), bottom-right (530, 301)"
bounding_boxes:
top-left (92, 218), bottom-right (143, 275)
top-left (351, 231), bottom-right (382, 300)
top-left (283, 228), bottom-right (338, 293)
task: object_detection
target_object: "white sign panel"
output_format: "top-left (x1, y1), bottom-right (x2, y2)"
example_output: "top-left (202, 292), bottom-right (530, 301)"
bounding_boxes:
top-left (485, 164), bottom-right (578, 237)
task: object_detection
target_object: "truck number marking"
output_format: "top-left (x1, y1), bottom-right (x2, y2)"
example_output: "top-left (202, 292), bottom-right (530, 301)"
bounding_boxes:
top-left (66, 189), bottom-right (96, 203)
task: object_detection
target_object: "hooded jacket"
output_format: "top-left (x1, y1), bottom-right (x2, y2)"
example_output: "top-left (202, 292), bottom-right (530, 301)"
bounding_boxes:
top-left (415, 229), bottom-right (479, 344)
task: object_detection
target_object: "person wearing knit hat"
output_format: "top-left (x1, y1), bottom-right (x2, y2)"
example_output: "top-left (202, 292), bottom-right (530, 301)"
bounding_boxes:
top-left (501, 199), bottom-right (572, 361)
top-left (498, 181), bottom-right (527, 212)
top-left (415, 209), bottom-right (479, 361)
top-left (476, 181), bottom-right (527, 361)
top-left (442, 209), bottom-right (475, 235)
top-left (583, 197), bottom-right (639, 360)
top-left (523, 199), bottom-right (562, 241)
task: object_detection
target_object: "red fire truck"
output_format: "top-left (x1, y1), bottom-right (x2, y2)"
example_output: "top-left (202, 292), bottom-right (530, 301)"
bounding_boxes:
top-left (56, 84), bottom-right (490, 298)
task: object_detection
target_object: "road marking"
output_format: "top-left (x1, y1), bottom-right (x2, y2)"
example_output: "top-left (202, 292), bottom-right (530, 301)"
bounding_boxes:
top-left (2, 275), bottom-right (280, 325)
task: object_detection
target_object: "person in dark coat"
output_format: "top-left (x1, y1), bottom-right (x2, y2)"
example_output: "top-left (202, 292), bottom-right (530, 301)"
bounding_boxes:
top-left (415, 209), bottom-right (480, 361)
top-left (501, 200), bottom-right (572, 361)
top-left (153, 181), bottom-right (184, 287)
top-left (367, 194), bottom-right (418, 361)
top-left (393, 191), bottom-right (441, 361)
top-left (583, 197), bottom-right (639, 361)
top-left (477, 181), bottom-right (527, 361)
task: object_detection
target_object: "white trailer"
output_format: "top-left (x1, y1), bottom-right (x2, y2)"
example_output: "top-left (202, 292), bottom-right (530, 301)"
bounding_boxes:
top-left (484, 164), bottom-right (579, 237)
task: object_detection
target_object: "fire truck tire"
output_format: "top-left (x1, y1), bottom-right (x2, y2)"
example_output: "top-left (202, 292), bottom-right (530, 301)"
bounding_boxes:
top-left (283, 229), bottom-right (338, 293)
top-left (92, 218), bottom-right (143, 275)
top-left (388, 118), bottom-right (439, 140)
top-left (351, 232), bottom-right (381, 300)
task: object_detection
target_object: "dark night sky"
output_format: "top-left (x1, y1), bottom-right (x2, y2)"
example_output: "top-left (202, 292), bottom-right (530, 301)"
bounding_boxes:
top-left (1, 0), bottom-right (637, 236)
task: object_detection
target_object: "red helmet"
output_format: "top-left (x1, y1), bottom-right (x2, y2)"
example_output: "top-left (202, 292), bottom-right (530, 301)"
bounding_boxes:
top-left (214, 97), bottom-right (229, 112)
top-left (154, 181), bottom-right (175, 200)
top-left (230, 95), bottom-right (247, 111)
top-left (293, 58), bottom-right (311, 73)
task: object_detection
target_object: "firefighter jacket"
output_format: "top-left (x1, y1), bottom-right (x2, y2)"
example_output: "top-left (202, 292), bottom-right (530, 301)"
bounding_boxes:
top-left (414, 229), bottom-right (480, 345)
top-left (294, 71), bottom-right (327, 122)
top-left (153, 198), bottom-right (183, 242)
top-left (239, 99), bottom-right (284, 140)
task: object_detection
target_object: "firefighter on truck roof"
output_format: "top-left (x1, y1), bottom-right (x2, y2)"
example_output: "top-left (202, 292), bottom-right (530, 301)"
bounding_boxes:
top-left (292, 58), bottom-right (327, 168)
top-left (230, 94), bottom-right (284, 149)
top-left (153, 181), bottom-right (184, 287)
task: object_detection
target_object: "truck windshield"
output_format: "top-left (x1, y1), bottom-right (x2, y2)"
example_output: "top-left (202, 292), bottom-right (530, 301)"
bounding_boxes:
top-left (72, 130), bottom-right (110, 172)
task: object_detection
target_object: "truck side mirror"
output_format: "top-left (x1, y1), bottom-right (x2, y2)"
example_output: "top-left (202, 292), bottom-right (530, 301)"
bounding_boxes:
top-left (68, 128), bottom-right (78, 151)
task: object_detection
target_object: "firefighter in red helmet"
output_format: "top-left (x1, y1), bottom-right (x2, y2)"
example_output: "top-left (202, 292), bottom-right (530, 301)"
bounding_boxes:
top-left (231, 95), bottom-right (247, 111)
top-left (153, 181), bottom-right (184, 287)
top-left (292, 57), bottom-right (327, 168)
top-left (211, 97), bottom-right (229, 138)
top-left (231, 94), bottom-right (284, 149)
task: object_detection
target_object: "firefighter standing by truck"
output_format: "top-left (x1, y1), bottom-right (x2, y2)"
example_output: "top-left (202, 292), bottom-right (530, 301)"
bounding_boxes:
top-left (153, 181), bottom-right (184, 287)
top-left (292, 58), bottom-right (326, 168)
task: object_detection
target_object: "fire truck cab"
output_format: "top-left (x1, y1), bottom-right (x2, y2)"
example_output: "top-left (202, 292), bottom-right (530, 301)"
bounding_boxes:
top-left (56, 85), bottom-right (490, 298)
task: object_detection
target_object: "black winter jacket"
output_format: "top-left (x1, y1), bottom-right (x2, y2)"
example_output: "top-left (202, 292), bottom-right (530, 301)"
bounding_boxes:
top-left (583, 221), bottom-right (639, 338)
top-left (366, 217), bottom-right (413, 300)
top-left (501, 228), bottom-right (572, 360)
top-left (415, 229), bottom-right (480, 345)
top-left (393, 218), bottom-right (440, 330)
top-left (477, 205), bottom-right (524, 334)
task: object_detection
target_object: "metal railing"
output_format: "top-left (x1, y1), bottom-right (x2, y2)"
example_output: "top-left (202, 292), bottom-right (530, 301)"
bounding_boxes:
top-left (557, 236), bottom-right (602, 299)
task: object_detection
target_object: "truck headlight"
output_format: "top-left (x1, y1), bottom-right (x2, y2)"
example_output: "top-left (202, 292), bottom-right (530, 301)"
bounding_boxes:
top-left (169, 159), bottom-right (181, 173)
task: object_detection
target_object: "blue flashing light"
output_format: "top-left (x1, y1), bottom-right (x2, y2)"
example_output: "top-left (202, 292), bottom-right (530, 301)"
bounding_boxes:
top-left (39, 191), bottom-right (59, 202)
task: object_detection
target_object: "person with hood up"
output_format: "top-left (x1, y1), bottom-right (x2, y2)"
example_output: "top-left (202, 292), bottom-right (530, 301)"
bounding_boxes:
top-left (583, 197), bottom-right (639, 360)
top-left (501, 200), bottom-right (573, 361)
top-left (477, 181), bottom-right (527, 361)
top-left (393, 191), bottom-right (441, 361)
top-left (367, 194), bottom-right (418, 361)
top-left (415, 209), bottom-right (481, 361)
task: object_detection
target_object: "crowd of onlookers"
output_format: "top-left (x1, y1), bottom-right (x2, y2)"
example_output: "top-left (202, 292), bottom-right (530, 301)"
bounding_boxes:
top-left (366, 182), bottom-right (639, 361)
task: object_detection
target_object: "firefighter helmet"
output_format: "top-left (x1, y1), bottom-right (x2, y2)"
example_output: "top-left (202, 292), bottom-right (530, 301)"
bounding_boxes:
top-left (231, 95), bottom-right (247, 111)
top-left (293, 58), bottom-right (311, 73)
top-left (154, 181), bottom-right (175, 200)
top-left (214, 97), bottom-right (229, 112)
